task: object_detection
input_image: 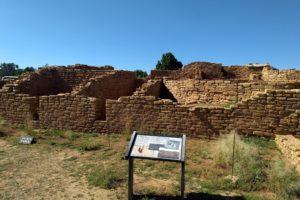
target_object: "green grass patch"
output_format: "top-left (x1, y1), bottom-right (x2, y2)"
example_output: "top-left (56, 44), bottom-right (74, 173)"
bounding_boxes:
top-left (244, 136), bottom-right (277, 149)
top-left (87, 165), bottom-right (126, 189)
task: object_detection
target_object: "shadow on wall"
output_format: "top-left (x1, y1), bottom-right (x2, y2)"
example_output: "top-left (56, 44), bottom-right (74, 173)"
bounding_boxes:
top-left (18, 70), bottom-right (72, 96)
top-left (160, 81), bottom-right (177, 102)
top-left (134, 193), bottom-right (245, 200)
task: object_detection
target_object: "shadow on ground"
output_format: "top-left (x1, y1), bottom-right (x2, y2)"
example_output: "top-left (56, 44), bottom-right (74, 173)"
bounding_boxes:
top-left (134, 192), bottom-right (245, 200)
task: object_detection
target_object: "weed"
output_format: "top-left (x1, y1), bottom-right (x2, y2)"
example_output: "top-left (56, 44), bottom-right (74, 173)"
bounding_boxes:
top-left (244, 136), bottom-right (277, 149)
top-left (87, 165), bottom-right (126, 189)
top-left (78, 138), bottom-right (102, 151)
top-left (46, 129), bottom-right (64, 137)
top-left (64, 131), bottom-right (81, 141)
top-left (223, 101), bottom-right (237, 109)
top-left (23, 116), bottom-right (35, 135)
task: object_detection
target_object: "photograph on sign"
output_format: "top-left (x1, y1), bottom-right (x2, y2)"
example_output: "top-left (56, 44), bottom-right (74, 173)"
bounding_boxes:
top-left (130, 135), bottom-right (182, 161)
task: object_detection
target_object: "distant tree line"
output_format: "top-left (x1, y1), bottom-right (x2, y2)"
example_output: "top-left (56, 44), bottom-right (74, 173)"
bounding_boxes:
top-left (1, 52), bottom-right (182, 78)
top-left (0, 63), bottom-right (35, 77)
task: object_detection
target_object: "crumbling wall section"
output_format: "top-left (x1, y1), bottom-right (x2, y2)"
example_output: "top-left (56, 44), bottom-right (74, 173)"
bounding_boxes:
top-left (133, 80), bottom-right (162, 97)
top-left (227, 90), bottom-right (300, 137)
top-left (275, 135), bottom-right (300, 172)
top-left (78, 71), bottom-right (137, 99)
top-left (164, 79), bottom-right (300, 105)
top-left (262, 68), bottom-right (300, 82)
top-left (164, 80), bottom-right (238, 105)
top-left (105, 89), bottom-right (300, 137)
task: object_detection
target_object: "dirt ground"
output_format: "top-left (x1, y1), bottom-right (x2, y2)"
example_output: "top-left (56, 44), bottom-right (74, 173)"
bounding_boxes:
top-left (0, 129), bottom-right (298, 200)
top-left (0, 139), bottom-right (116, 200)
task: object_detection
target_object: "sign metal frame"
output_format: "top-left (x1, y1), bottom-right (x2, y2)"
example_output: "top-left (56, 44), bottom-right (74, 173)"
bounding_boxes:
top-left (125, 131), bottom-right (186, 200)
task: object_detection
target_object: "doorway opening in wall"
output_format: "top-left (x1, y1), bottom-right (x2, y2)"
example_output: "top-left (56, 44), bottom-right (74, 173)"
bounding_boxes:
top-left (95, 99), bottom-right (106, 121)
top-left (31, 112), bottom-right (39, 121)
top-left (159, 82), bottom-right (177, 102)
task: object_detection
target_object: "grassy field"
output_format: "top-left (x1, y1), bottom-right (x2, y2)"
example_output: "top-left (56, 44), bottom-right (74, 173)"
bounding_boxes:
top-left (0, 121), bottom-right (299, 200)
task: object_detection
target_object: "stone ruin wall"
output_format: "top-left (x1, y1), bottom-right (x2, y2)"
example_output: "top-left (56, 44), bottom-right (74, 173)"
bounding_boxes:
top-left (262, 67), bottom-right (300, 82)
top-left (0, 64), bottom-right (300, 138)
top-left (106, 87), bottom-right (300, 137)
top-left (0, 81), bottom-right (6, 89)
top-left (164, 79), bottom-right (300, 105)
top-left (275, 135), bottom-right (300, 172)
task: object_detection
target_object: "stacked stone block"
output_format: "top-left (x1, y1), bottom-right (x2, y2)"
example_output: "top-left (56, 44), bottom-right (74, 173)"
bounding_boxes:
top-left (275, 135), bottom-right (300, 171)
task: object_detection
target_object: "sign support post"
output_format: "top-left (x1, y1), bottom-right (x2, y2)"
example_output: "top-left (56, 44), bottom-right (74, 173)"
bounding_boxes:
top-left (128, 158), bottom-right (134, 200)
top-left (125, 131), bottom-right (186, 200)
top-left (181, 162), bottom-right (185, 200)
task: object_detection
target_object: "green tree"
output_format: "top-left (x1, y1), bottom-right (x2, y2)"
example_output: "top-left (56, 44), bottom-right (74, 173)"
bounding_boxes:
top-left (134, 70), bottom-right (148, 78)
top-left (155, 52), bottom-right (183, 70)
top-left (0, 63), bottom-right (19, 77)
top-left (23, 67), bottom-right (35, 73)
top-left (0, 63), bottom-right (36, 77)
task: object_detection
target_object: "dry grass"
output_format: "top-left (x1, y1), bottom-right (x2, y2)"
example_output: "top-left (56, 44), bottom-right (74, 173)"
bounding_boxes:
top-left (0, 125), bottom-right (299, 200)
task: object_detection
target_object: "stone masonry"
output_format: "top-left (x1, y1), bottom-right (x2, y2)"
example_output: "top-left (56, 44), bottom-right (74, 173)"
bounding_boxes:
top-left (0, 63), bottom-right (300, 137)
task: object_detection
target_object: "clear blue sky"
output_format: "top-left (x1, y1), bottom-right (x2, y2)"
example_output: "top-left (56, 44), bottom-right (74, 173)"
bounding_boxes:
top-left (0, 0), bottom-right (299, 71)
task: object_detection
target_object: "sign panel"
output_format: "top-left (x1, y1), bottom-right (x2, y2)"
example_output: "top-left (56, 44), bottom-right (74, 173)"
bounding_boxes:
top-left (19, 135), bottom-right (34, 145)
top-left (126, 132), bottom-right (185, 162)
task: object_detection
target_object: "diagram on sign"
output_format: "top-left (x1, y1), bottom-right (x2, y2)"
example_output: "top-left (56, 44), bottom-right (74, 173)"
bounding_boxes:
top-left (130, 135), bottom-right (182, 161)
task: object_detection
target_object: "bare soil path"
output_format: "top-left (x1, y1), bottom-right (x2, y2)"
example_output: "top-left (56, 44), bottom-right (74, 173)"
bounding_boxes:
top-left (0, 139), bottom-right (116, 200)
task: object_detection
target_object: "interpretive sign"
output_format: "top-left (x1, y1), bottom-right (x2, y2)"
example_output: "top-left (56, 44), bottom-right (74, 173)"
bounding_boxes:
top-left (130, 134), bottom-right (183, 161)
top-left (19, 135), bottom-right (34, 145)
top-left (125, 131), bottom-right (186, 200)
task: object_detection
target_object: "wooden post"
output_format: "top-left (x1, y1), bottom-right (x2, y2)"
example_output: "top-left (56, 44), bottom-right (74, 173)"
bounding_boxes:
top-left (128, 158), bottom-right (134, 200)
top-left (181, 161), bottom-right (185, 200)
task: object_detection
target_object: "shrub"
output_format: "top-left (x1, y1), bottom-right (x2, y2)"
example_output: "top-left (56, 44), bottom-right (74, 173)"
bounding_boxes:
top-left (267, 159), bottom-right (300, 200)
top-left (214, 132), bottom-right (266, 191)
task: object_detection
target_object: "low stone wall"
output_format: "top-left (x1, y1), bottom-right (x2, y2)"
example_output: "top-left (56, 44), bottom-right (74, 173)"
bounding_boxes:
top-left (262, 68), bottom-right (300, 82)
top-left (275, 135), bottom-right (300, 172)
top-left (105, 89), bottom-right (300, 137)
top-left (38, 94), bottom-right (101, 133)
top-left (150, 70), bottom-right (179, 79)
top-left (164, 79), bottom-right (300, 105)
top-left (0, 92), bottom-right (38, 124)
top-left (106, 96), bottom-right (215, 137)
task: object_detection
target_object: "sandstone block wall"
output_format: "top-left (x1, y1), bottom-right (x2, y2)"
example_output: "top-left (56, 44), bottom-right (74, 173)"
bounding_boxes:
top-left (0, 81), bottom-right (6, 89)
top-left (0, 65), bottom-right (300, 138)
top-left (0, 92), bottom-right (38, 124)
top-left (105, 89), bottom-right (300, 137)
top-left (38, 94), bottom-right (101, 132)
top-left (164, 80), bottom-right (238, 105)
top-left (275, 135), bottom-right (300, 172)
top-left (106, 96), bottom-right (216, 137)
top-left (262, 68), bottom-right (300, 82)
top-left (164, 79), bottom-right (300, 105)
